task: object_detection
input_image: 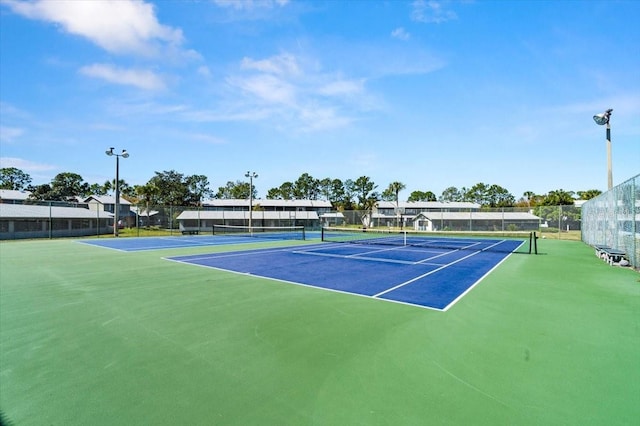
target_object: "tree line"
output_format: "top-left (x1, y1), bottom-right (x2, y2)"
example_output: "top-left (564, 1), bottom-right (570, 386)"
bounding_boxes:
top-left (0, 167), bottom-right (602, 210)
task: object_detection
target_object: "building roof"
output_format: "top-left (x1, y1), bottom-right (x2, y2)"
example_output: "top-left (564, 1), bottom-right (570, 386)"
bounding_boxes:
top-left (376, 201), bottom-right (481, 209)
top-left (84, 195), bottom-right (132, 205)
top-left (130, 206), bottom-right (159, 216)
top-left (204, 199), bottom-right (332, 208)
top-left (415, 211), bottom-right (540, 220)
top-left (177, 210), bottom-right (319, 220)
top-left (0, 189), bottom-right (32, 201)
top-left (0, 203), bottom-right (112, 219)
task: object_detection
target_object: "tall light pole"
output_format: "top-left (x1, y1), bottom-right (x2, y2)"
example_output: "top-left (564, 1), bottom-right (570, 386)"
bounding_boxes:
top-left (106, 147), bottom-right (129, 237)
top-left (245, 171), bottom-right (258, 230)
top-left (593, 108), bottom-right (613, 190)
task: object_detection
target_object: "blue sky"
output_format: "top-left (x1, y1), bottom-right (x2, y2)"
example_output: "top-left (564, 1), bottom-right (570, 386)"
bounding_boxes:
top-left (1, 0), bottom-right (638, 201)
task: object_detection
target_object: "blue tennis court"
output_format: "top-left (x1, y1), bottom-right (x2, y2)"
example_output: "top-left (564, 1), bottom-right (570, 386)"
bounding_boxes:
top-left (166, 239), bottom-right (524, 311)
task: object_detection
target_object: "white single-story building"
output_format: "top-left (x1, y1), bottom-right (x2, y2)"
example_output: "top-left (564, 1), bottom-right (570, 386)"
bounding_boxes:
top-left (413, 211), bottom-right (541, 232)
top-left (0, 203), bottom-right (112, 239)
top-left (176, 210), bottom-right (320, 234)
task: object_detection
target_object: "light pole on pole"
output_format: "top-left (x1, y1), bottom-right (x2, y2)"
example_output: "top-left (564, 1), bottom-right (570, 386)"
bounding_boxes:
top-left (593, 108), bottom-right (613, 190)
top-left (106, 147), bottom-right (129, 237)
top-left (245, 171), bottom-right (258, 230)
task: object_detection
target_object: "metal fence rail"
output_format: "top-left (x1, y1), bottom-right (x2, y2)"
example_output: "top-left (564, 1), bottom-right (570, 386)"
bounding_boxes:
top-left (581, 174), bottom-right (639, 269)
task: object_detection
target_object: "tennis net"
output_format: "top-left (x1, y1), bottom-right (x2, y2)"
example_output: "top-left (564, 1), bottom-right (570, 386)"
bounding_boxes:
top-left (321, 227), bottom-right (536, 254)
top-left (213, 225), bottom-right (306, 240)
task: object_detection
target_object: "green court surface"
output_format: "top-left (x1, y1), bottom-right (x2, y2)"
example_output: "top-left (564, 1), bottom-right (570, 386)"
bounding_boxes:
top-left (1, 237), bottom-right (638, 425)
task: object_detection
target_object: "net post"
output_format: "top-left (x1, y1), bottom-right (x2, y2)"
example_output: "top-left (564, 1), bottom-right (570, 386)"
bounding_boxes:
top-left (321, 227), bottom-right (325, 242)
top-left (302, 227), bottom-right (306, 240)
top-left (533, 231), bottom-right (538, 254)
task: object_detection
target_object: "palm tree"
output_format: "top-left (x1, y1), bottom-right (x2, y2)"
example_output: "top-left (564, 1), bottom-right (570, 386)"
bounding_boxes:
top-left (523, 191), bottom-right (535, 207)
top-left (577, 189), bottom-right (602, 200)
top-left (134, 183), bottom-right (160, 228)
top-left (543, 189), bottom-right (575, 206)
top-left (387, 181), bottom-right (406, 228)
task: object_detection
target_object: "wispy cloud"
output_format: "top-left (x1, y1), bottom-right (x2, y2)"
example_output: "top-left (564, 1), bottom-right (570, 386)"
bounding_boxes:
top-left (241, 53), bottom-right (301, 76)
top-left (298, 106), bottom-right (353, 132)
top-left (0, 126), bottom-right (24, 143)
top-left (221, 52), bottom-right (373, 131)
top-left (79, 64), bottom-right (166, 91)
top-left (213, 0), bottom-right (290, 11)
top-left (0, 102), bottom-right (30, 119)
top-left (317, 79), bottom-right (365, 97)
top-left (549, 94), bottom-right (640, 117)
top-left (391, 27), bottom-right (411, 41)
top-left (186, 133), bottom-right (227, 145)
top-left (180, 108), bottom-right (273, 123)
top-left (186, 45), bottom-right (439, 132)
top-left (228, 74), bottom-right (296, 105)
top-left (3, 0), bottom-right (188, 58)
top-left (197, 66), bottom-right (212, 78)
top-left (411, 0), bottom-right (457, 24)
top-left (0, 157), bottom-right (57, 172)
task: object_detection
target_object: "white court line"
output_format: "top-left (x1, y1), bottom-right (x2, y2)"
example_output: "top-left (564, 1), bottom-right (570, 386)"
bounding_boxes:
top-left (291, 250), bottom-right (417, 265)
top-left (165, 240), bottom-right (520, 312)
top-left (373, 249), bottom-right (482, 298)
top-left (166, 244), bottom-right (329, 262)
top-left (75, 241), bottom-right (130, 252)
top-left (294, 243), bottom-right (464, 266)
top-left (441, 250), bottom-right (516, 312)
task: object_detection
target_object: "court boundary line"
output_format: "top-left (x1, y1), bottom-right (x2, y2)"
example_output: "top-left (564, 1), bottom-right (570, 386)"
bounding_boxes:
top-left (166, 244), bottom-right (327, 263)
top-left (75, 235), bottom-right (298, 252)
top-left (291, 250), bottom-right (419, 265)
top-left (76, 240), bottom-right (130, 252)
top-left (164, 242), bottom-right (518, 312)
top-left (373, 249), bottom-right (482, 298)
top-left (441, 251), bottom-right (516, 311)
top-left (163, 254), bottom-right (445, 312)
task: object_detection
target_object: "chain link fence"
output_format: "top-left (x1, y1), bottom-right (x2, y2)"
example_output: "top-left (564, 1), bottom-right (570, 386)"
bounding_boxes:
top-left (335, 206), bottom-right (581, 239)
top-left (6, 192), bottom-right (637, 263)
top-left (581, 174), bottom-right (639, 269)
top-left (1, 202), bottom-right (585, 240)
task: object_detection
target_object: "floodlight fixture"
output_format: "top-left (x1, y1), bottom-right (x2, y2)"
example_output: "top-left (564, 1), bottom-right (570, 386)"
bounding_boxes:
top-left (593, 108), bottom-right (613, 126)
top-left (592, 109), bottom-right (613, 190)
top-left (245, 171), bottom-right (258, 229)
top-left (105, 148), bottom-right (130, 237)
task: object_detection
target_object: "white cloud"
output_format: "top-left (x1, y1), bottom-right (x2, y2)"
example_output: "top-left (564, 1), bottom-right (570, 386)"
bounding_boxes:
top-left (204, 52), bottom-right (378, 132)
top-left (187, 133), bottom-right (227, 145)
top-left (228, 73), bottom-right (296, 104)
top-left (241, 53), bottom-right (301, 76)
top-left (317, 79), bottom-right (364, 97)
top-left (550, 94), bottom-right (640, 117)
top-left (213, 0), bottom-right (289, 11)
top-left (181, 108), bottom-right (273, 123)
top-left (411, 0), bottom-right (457, 24)
top-left (4, 0), bottom-right (186, 57)
top-left (391, 27), bottom-right (410, 41)
top-left (197, 66), bottom-right (212, 78)
top-left (0, 126), bottom-right (24, 143)
top-left (79, 64), bottom-right (166, 91)
top-left (0, 157), bottom-right (57, 172)
top-left (298, 106), bottom-right (353, 132)
top-left (0, 102), bottom-right (30, 119)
